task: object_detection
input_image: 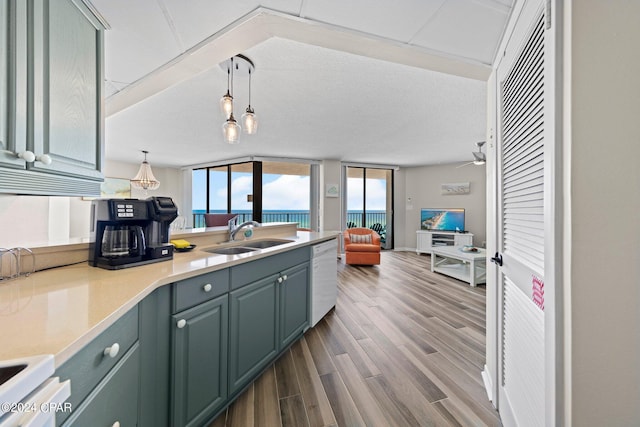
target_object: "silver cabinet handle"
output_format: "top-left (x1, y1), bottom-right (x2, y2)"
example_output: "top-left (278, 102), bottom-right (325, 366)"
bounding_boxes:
top-left (177, 319), bottom-right (187, 329)
top-left (104, 343), bottom-right (120, 358)
top-left (203, 283), bottom-right (212, 292)
top-left (112, 422), bottom-right (121, 427)
top-left (277, 277), bottom-right (283, 284)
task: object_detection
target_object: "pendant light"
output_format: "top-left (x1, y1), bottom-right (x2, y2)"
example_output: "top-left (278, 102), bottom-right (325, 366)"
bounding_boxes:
top-left (131, 150), bottom-right (160, 190)
top-left (241, 68), bottom-right (258, 134)
top-left (222, 57), bottom-right (241, 143)
top-left (219, 58), bottom-right (233, 119)
top-left (222, 113), bottom-right (241, 144)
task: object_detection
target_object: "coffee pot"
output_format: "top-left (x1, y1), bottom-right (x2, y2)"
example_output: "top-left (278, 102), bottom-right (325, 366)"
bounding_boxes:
top-left (101, 225), bottom-right (145, 258)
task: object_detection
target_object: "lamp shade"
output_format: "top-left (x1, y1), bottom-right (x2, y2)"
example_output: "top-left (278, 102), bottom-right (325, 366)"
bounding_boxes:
top-left (131, 151), bottom-right (160, 190)
top-left (241, 107), bottom-right (258, 134)
top-left (223, 113), bottom-right (241, 144)
top-left (220, 91), bottom-right (233, 118)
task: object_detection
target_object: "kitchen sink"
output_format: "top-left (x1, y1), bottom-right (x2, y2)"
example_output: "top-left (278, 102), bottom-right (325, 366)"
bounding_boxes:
top-left (240, 239), bottom-right (293, 249)
top-left (201, 239), bottom-right (294, 255)
top-left (203, 246), bottom-right (257, 255)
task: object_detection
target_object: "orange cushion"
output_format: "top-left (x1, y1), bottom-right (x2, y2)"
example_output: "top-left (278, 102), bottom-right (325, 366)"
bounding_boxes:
top-left (345, 243), bottom-right (380, 253)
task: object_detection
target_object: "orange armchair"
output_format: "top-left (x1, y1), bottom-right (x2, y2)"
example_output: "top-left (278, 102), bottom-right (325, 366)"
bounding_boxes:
top-left (344, 227), bottom-right (381, 265)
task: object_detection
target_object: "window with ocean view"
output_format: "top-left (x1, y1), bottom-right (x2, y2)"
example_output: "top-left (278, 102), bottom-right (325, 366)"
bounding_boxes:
top-left (192, 160), bottom-right (313, 229)
top-left (346, 166), bottom-right (393, 249)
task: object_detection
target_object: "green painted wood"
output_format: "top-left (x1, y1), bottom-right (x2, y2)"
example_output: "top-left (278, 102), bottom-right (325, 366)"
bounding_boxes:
top-left (139, 286), bottom-right (171, 427)
top-left (0, 0), bottom-right (104, 195)
top-left (279, 262), bottom-right (310, 349)
top-left (55, 305), bottom-right (138, 426)
top-left (172, 294), bottom-right (229, 427)
top-left (230, 247), bottom-right (310, 290)
top-left (0, 0), bottom-right (28, 170)
top-left (229, 274), bottom-right (279, 394)
top-left (61, 343), bottom-right (140, 427)
top-left (172, 268), bottom-right (230, 313)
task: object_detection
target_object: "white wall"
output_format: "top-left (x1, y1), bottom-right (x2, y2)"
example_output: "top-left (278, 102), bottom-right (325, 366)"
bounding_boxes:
top-left (566, 1), bottom-right (640, 425)
top-left (402, 163), bottom-right (486, 249)
top-left (0, 160), bottom-right (183, 248)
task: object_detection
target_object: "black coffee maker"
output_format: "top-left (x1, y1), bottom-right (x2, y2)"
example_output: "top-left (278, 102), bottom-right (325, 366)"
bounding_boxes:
top-left (89, 197), bottom-right (179, 269)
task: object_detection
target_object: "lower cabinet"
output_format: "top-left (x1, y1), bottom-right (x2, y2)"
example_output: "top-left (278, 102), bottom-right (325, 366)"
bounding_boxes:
top-left (61, 343), bottom-right (140, 427)
top-left (228, 260), bottom-right (310, 395)
top-left (279, 262), bottom-right (310, 349)
top-left (171, 294), bottom-right (228, 427)
top-left (228, 275), bottom-right (279, 394)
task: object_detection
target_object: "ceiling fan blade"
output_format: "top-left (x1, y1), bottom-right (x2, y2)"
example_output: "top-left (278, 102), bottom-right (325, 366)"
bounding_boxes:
top-left (473, 152), bottom-right (486, 162)
top-left (456, 161), bottom-right (475, 168)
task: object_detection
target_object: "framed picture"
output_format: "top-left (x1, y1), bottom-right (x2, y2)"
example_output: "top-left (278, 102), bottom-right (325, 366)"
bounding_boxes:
top-left (325, 183), bottom-right (339, 198)
top-left (441, 182), bottom-right (470, 195)
top-left (99, 177), bottom-right (131, 198)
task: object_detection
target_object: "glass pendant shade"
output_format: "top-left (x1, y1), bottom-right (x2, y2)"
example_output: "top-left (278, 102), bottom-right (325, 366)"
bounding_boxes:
top-left (223, 113), bottom-right (241, 144)
top-left (220, 91), bottom-right (233, 118)
top-left (241, 107), bottom-right (258, 134)
top-left (131, 151), bottom-right (160, 190)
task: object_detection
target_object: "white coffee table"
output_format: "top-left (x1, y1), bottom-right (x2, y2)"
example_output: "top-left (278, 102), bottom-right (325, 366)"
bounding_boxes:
top-left (430, 246), bottom-right (487, 287)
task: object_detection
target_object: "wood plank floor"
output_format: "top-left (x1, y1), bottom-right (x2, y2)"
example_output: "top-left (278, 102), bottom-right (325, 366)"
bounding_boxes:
top-left (209, 251), bottom-right (501, 427)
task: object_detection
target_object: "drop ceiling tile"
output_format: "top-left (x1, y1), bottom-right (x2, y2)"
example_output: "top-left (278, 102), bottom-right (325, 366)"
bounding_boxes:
top-left (301, 0), bottom-right (446, 43)
top-left (92, 0), bottom-right (183, 85)
top-left (411, 0), bottom-right (511, 64)
top-left (161, 0), bottom-right (303, 49)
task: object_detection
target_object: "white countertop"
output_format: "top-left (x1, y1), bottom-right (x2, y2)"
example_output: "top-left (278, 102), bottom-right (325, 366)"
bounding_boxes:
top-left (0, 229), bottom-right (338, 367)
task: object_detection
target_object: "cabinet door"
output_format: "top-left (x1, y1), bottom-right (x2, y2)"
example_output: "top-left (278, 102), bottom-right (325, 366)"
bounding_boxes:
top-left (0, 0), bottom-right (27, 169)
top-left (229, 275), bottom-right (279, 394)
top-left (61, 343), bottom-right (140, 427)
top-left (172, 294), bottom-right (228, 427)
top-left (31, 0), bottom-right (103, 180)
top-left (279, 262), bottom-right (310, 349)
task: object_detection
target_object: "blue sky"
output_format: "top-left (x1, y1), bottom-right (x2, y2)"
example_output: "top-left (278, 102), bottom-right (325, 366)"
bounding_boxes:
top-left (192, 170), bottom-right (386, 211)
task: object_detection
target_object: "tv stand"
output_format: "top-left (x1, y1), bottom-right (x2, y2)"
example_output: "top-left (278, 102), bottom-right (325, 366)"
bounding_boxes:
top-left (416, 230), bottom-right (473, 254)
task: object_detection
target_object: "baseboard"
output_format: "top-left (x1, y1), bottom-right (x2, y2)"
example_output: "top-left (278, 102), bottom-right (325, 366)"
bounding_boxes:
top-left (482, 365), bottom-right (495, 406)
top-left (392, 247), bottom-right (416, 252)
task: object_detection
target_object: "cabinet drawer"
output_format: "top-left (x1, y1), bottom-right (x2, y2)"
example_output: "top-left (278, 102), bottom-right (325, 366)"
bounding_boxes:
top-left (55, 305), bottom-right (138, 425)
top-left (231, 247), bottom-right (310, 290)
top-left (61, 343), bottom-right (140, 427)
top-left (172, 268), bottom-right (230, 313)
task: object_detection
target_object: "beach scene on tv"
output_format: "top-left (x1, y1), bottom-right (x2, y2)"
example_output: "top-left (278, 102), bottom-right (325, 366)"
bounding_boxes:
top-left (420, 208), bottom-right (465, 231)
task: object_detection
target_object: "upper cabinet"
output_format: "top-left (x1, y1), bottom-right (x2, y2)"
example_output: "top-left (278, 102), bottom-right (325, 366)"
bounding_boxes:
top-left (0, 0), bottom-right (105, 196)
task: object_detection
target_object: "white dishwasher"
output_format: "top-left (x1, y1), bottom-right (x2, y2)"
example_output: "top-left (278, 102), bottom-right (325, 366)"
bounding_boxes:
top-left (310, 239), bottom-right (338, 327)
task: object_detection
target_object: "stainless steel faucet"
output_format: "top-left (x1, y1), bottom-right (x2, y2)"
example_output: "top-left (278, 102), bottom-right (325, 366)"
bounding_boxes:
top-left (228, 217), bottom-right (261, 241)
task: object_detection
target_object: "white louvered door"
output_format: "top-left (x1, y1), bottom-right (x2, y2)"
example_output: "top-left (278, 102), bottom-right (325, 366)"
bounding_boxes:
top-left (495, 2), bottom-right (546, 426)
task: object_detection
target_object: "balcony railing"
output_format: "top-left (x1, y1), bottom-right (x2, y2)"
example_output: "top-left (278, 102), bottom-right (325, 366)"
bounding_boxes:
top-left (192, 211), bottom-right (387, 233)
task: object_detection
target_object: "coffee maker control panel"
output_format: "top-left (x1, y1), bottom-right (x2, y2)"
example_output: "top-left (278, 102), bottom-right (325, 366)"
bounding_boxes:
top-left (110, 200), bottom-right (148, 220)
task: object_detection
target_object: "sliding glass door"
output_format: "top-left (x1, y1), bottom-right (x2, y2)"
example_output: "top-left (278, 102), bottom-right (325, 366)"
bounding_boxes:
top-left (345, 166), bottom-right (393, 249)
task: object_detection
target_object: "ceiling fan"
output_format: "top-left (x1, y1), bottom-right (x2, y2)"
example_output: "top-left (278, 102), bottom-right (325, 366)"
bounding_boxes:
top-left (456, 141), bottom-right (486, 168)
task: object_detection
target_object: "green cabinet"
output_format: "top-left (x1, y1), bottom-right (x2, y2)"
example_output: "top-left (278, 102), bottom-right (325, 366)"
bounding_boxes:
top-left (55, 305), bottom-right (140, 426)
top-left (228, 248), bottom-right (311, 396)
top-left (61, 343), bottom-right (140, 427)
top-left (0, 0), bottom-right (104, 196)
top-left (279, 262), bottom-right (310, 349)
top-left (172, 294), bottom-right (229, 427)
top-left (228, 274), bottom-right (279, 394)
top-left (0, 0), bottom-right (27, 170)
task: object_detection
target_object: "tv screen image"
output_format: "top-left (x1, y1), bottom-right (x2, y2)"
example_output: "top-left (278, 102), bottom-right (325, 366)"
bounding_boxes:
top-left (420, 208), bottom-right (465, 232)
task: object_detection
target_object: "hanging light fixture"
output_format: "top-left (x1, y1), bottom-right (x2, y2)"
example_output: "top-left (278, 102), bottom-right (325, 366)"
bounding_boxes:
top-left (222, 56), bottom-right (241, 143)
top-left (219, 58), bottom-right (233, 119)
top-left (131, 150), bottom-right (160, 190)
top-left (241, 68), bottom-right (258, 134)
top-left (222, 112), bottom-right (241, 144)
top-left (219, 54), bottom-right (257, 143)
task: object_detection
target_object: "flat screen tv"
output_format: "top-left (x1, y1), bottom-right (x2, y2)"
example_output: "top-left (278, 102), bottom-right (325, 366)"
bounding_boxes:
top-left (420, 208), bottom-right (465, 232)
